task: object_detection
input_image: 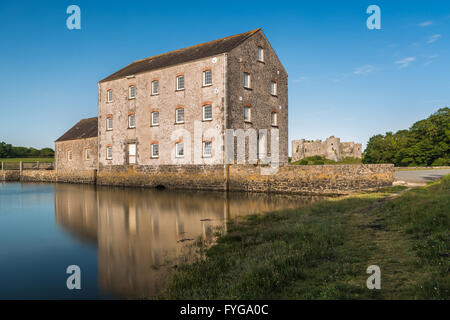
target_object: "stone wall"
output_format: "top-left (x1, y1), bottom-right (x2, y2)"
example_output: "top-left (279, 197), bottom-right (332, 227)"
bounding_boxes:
top-left (98, 54), bottom-right (226, 167)
top-left (1, 170), bottom-right (20, 181)
top-left (97, 163), bottom-right (393, 195)
top-left (229, 164), bottom-right (393, 195)
top-left (97, 165), bottom-right (226, 191)
top-left (55, 137), bottom-right (98, 171)
top-left (227, 29), bottom-right (289, 165)
top-left (19, 170), bottom-right (96, 184)
top-left (2, 164), bottom-right (394, 195)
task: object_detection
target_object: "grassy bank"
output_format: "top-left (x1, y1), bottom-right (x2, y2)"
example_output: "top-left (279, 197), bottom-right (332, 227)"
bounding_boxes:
top-left (290, 156), bottom-right (362, 165)
top-left (0, 158), bottom-right (54, 163)
top-left (164, 176), bottom-right (449, 299)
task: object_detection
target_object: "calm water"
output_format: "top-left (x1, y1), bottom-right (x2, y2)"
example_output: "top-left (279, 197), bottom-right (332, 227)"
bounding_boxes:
top-left (0, 182), bottom-right (318, 299)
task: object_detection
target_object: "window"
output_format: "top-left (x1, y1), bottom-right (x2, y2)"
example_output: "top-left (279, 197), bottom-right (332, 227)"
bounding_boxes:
top-left (128, 114), bottom-right (136, 128)
top-left (257, 46), bottom-right (264, 62)
top-left (106, 146), bottom-right (112, 160)
top-left (176, 108), bottom-right (184, 123)
top-left (203, 141), bottom-right (212, 157)
top-left (67, 150), bottom-right (72, 161)
top-left (176, 142), bottom-right (184, 158)
top-left (151, 80), bottom-right (159, 95)
top-left (244, 106), bottom-right (251, 122)
top-left (85, 149), bottom-right (91, 160)
top-left (106, 117), bottom-right (113, 130)
top-left (203, 104), bottom-right (212, 121)
top-left (107, 90), bottom-right (113, 102)
top-left (128, 143), bottom-right (136, 164)
top-left (243, 72), bottom-right (251, 88)
top-left (203, 70), bottom-right (212, 86)
top-left (151, 111), bottom-right (159, 126)
top-left (152, 143), bottom-right (159, 158)
top-left (270, 81), bottom-right (277, 96)
top-left (271, 112), bottom-right (278, 126)
top-left (176, 75), bottom-right (184, 90)
top-left (129, 85), bottom-right (136, 99)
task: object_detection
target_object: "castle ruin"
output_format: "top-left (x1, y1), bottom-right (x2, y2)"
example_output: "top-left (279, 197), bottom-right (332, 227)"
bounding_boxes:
top-left (291, 136), bottom-right (362, 162)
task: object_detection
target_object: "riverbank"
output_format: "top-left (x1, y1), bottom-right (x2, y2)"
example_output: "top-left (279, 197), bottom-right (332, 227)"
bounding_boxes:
top-left (163, 175), bottom-right (449, 299)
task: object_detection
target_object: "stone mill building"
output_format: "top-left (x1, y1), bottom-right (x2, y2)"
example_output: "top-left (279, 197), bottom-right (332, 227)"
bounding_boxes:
top-left (97, 28), bottom-right (288, 169)
top-left (55, 28), bottom-right (288, 170)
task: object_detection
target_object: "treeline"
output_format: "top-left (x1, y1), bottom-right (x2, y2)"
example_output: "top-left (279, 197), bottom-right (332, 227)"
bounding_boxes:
top-left (363, 107), bottom-right (450, 166)
top-left (0, 142), bottom-right (54, 158)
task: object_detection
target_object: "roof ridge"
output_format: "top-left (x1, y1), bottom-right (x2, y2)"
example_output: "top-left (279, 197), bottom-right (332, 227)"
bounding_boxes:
top-left (132, 28), bottom-right (260, 64)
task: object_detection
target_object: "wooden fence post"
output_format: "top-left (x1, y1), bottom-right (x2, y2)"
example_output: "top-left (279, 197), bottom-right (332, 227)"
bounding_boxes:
top-left (19, 161), bottom-right (23, 174)
top-left (37, 161), bottom-right (40, 170)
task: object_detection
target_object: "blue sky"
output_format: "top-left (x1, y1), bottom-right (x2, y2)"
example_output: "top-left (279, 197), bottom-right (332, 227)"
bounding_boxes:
top-left (0, 0), bottom-right (449, 152)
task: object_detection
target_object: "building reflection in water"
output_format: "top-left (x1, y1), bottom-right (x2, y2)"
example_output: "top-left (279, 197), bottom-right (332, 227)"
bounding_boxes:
top-left (54, 184), bottom-right (317, 298)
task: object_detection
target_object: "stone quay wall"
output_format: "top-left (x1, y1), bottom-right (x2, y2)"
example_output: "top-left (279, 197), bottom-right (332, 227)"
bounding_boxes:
top-left (1, 164), bottom-right (394, 195)
top-left (13, 170), bottom-right (97, 184)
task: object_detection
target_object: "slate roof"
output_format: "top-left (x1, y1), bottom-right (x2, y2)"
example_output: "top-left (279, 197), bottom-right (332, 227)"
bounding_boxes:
top-left (99, 28), bottom-right (261, 83)
top-left (56, 117), bottom-right (98, 142)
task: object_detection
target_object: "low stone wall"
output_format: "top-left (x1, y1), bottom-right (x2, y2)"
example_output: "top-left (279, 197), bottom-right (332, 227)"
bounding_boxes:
top-left (229, 164), bottom-right (394, 195)
top-left (1, 170), bottom-right (20, 181)
top-left (1, 164), bottom-right (394, 195)
top-left (18, 170), bottom-right (96, 184)
top-left (97, 165), bottom-right (226, 191)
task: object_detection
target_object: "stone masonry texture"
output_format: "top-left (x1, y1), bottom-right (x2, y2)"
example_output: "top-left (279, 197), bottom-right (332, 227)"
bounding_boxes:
top-left (5, 164), bottom-right (394, 196)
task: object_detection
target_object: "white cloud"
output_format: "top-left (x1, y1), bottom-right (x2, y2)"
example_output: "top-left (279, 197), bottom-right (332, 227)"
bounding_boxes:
top-left (427, 34), bottom-right (441, 43)
top-left (395, 57), bottom-right (415, 69)
top-left (424, 54), bottom-right (438, 66)
top-left (294, 76), bottom-right (308, 83)
top-left (353, 65), bottom-right (375, 75)
top-left (418, 21), bottom-right (433, 27)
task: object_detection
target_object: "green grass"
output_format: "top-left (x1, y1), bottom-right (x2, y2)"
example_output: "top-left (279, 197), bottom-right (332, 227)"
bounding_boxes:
top-left (163, 177), bottom-right (450, 300)
top-left (0, 158), bottom-right (53, 163)
top-left (291, 156), bottom-right (362, 165)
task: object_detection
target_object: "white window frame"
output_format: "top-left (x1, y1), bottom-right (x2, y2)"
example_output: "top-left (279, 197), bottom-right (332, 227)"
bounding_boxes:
top-left (128, 143), bottom-right (136, 164)
top-left (151, 111), bottom-right (159, 126)
top-left (258, 46), bottom-right (264, 62)
top-left (151, 80), bottom-right (159, 95)
top-left (107, 89), bottom-right (113, 102)
top-left (151, 143), bottom-right (159, 158)
top-left (243, 72), bottom-right (251, 88)
top-left (175, 142), bottom-right (184, 158)
top-left (176, 75), bottom-right (184, 91)
top-left (106, 117), bottom-right (113, 131)
top-left (85, 149), bottom-right (90, 160)
top-left (203, 70), bottom-right (212, 86)
top-left (244, 106), bottom-right (251, 122)
top-left (202, 104), bottom-right (212, 121)
top-left (128, 114), bottom-right (136, 128)
top-left (175, 108), bottom-right (184, 124)
top-left (271, 112), bottom-right (278, 126)
top-left (67, 150), bottom-right (72, 161)
top-left (129, 85), bottom-right (136, 99)
top-left (106, 147), bottom-right (113, 160)
top-left (270, 81), bottom-right (277, 96)
top-left (203, 141), bottom-right (212, 158)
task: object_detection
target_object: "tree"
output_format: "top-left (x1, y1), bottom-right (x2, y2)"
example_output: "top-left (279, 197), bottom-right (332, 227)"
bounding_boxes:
top-left (363, 107), bottom-right (450, 166)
